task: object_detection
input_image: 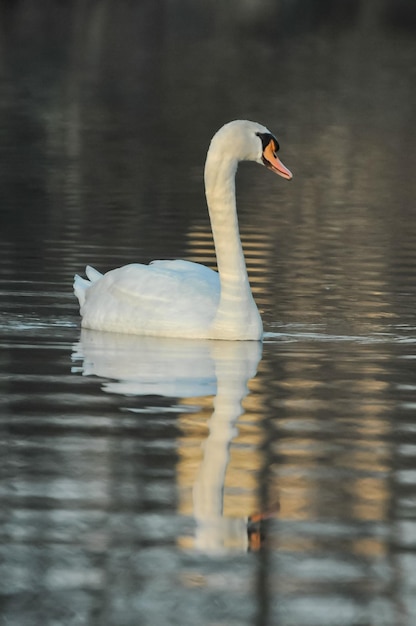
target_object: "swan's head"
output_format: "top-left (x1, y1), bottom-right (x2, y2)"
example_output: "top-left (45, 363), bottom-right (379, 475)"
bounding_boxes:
top-left (208, 120), bottom-right (293, 181)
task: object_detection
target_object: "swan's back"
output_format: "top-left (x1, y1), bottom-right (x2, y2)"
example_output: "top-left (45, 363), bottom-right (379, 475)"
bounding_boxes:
top-left (75, 261), bottom-right (221, 338)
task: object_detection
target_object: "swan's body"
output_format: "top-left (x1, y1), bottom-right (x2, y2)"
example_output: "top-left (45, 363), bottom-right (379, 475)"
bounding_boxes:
top-left (74, 120), bottom-right (292, 340)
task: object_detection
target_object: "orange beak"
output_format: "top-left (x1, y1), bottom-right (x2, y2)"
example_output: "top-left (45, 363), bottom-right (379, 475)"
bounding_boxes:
top-left (263, 141), bottom-right (293, 180)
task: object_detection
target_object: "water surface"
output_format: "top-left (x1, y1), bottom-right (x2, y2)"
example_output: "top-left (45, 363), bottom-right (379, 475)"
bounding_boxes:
top-left (1, 2), bottom-right (416, 625)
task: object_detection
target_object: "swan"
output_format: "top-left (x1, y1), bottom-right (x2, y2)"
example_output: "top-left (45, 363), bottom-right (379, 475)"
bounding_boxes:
top-left (74, 120), bottom-right (292, 340)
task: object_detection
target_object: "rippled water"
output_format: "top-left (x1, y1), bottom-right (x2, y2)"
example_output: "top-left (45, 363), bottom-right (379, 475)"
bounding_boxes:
top-left (1, 2), bottom-right (416, 625)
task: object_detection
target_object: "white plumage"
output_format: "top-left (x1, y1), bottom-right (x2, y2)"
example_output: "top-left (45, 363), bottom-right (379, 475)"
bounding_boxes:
top-left (74, 120), bottom-right (292, 340)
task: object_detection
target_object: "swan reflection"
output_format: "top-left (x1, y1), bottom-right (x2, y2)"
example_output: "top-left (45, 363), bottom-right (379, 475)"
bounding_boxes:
top-left (73, 329), bottom-right (264, 551)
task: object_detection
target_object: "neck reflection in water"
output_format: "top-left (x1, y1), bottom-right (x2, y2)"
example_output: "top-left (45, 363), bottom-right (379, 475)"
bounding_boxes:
top-left (73, 329), bottom-right (268, 552)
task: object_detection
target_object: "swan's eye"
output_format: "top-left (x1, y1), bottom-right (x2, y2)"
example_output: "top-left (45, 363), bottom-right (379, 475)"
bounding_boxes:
top-left (256, 132), bottom-right (280, 154)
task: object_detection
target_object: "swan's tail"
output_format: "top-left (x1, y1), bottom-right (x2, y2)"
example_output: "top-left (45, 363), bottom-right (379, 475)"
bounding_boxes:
top-left (73, 265), bottom-right (103, 308)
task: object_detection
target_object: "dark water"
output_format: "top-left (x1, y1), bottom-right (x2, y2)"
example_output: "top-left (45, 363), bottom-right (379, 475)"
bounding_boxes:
top-left (1, 2), bottom-right (416, 625)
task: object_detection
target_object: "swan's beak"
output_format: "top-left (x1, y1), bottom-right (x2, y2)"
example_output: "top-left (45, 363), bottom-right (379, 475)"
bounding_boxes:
top-left (262, 141), bottom-right (293, 180)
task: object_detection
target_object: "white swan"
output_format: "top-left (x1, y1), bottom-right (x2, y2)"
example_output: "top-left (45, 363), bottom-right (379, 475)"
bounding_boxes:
top-left (74, 120), bottom-right (292, 340)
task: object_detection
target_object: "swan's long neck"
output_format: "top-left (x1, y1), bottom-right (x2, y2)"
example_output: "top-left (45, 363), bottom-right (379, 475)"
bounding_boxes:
top-left (205, 154), bottom-right (247, 285)
top-left (204, 147), bottom-right (262, 340)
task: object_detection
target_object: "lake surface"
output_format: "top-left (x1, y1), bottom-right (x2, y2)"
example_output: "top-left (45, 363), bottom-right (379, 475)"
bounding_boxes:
top-left (1, 2), bottom-right (416, 625)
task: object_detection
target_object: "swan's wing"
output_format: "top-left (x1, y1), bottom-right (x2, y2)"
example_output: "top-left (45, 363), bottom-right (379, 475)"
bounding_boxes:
top-left (109, 261), bottom-right (219, 304)
top-left (81, 261), bottom-right (220, 336)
